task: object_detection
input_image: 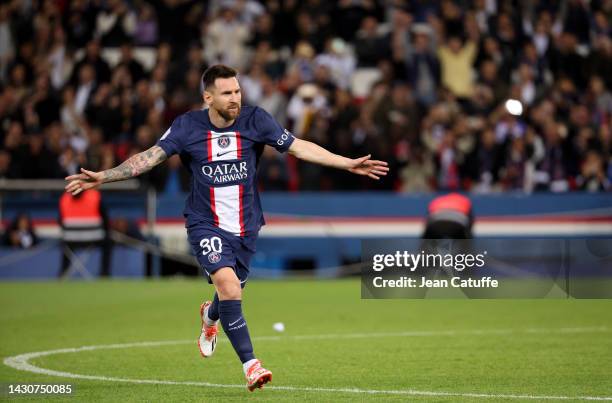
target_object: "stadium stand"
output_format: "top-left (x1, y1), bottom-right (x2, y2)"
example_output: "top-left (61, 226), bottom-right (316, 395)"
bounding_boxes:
top-left (0, 0), bottom-right (609, 193)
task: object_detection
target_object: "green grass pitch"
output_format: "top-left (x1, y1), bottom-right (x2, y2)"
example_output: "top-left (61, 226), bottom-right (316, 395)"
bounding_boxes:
top-left (1, 279), bottom-right (611, 402)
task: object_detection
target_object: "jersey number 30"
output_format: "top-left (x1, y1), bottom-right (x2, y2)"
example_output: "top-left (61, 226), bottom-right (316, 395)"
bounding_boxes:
top-left (200, 237), bottom-right (222, 255)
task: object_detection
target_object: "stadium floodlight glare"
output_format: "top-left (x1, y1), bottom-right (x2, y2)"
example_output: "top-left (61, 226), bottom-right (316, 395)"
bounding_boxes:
top-left (504, 99), bottom-right (523, 116)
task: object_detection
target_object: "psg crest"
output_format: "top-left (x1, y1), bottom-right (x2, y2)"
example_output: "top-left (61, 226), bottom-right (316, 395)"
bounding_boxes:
top-left (208, 252), bottom-right (221, 264)
top-left (217, 135), bottom-right (231, 149)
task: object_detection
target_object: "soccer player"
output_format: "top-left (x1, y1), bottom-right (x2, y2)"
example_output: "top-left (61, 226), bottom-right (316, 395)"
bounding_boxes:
top-left (65, 65), bottom-right (389, 391)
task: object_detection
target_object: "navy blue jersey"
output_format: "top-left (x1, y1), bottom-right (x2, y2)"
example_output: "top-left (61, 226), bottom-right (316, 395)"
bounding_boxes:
top-left (157, 106), bottom-right (295, 237)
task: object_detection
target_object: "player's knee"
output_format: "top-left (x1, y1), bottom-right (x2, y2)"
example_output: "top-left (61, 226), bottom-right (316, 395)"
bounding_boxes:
top-left (212, 267), bottom-right (242, 300)
top-left (217, 282), bottom-right (242, 300)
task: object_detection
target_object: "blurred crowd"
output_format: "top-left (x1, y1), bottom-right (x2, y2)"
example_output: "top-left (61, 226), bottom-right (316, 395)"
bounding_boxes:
top-left (0, 0), bottom-right (610, 193)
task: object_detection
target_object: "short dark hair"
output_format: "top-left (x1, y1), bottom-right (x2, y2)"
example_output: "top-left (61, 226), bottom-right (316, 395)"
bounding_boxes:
top-left (200, 64), bottom-right (238, 93)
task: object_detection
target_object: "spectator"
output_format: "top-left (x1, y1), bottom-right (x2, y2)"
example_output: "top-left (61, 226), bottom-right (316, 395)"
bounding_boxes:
top-left (249, 12), bottom-right (279, 49)
top-left (588, 35), bottom-right (612, 89)
top-left (31, 74), bottom-right (61, 129)
top-left (314, 38), bottom-right (356, 90)
top-left (466, 128), bottom-right (503, 193)
top-left (95, 0), bottom-right (136, 47)
top-left (0, 4), bottom-right (15, 82)
top-left (259, 74), bottom-right (288, 126)
top-left (240, 64), bottom-right (266, 105)
top-left (64, 0), bottom-right (96, 48)
top-left (47, 26), bottom-right (69, 90)
top-left (354, 16), bottom-right (389, 68)
top-left (374, 83), bottom-right (420, 143)
top-left (204, 7), bottom-right (250, 71)
top-left (74, 64), bottom-right (98, 116)
top-left (175, 67), bottom-right (204, 110)
top-left (134, 3), bottom-right (158, 47)
top-left (287, 41), bottom-right (316, 83)
top-left (0, 150), bottom-right (12, 178)
top-left (475, 36), bottom-right (511, 82)
top-left (287, 83), bottom-right (327, 138)
top-left (293, 10), bottom-right (325, 52)
top-left (438, 35), bottom-right (477, 100)
top-left (3, 213), bottom-right (38, 249)
top-left (563, 0), bottom-right (591, 45)
top-left (2, 122), bottom-right (26, 177)
top-left (477, 58), bottom-right (508, 107)
top-left (404, 24), bottom-right (440, 107)
top-left (399, 144), bottom-right (435, 193)
top-left (19, 133), bottom-right (63, 179)
top-left (514, 63), bottom-right (538, 107)
top-left (167, 42), bottom-right (207, 94)
top-left (117, 42), bottom-right (146, 83)
top-left (85, 83), bottom-right (122, 142)
top-left (501, 136), bottom-right (529, 190)
top-left (258, 145), bottom-right (290, 191)
top-left (577, 151), bottom-right (610, 192)
top-left (535, 120), bottom-right (569, 192)
top-left (550, 32), bottom-right (588, 88)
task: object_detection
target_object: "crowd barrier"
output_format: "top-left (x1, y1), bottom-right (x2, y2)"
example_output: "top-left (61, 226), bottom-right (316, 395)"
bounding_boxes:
top-left (1, 189), bottom-right (610, 279)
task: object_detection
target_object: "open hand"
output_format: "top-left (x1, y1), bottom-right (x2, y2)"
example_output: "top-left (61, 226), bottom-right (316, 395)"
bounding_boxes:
top-left (348, 155), bottom-right (389, 180)
top-left (65, 168), bottom-right (104, 195)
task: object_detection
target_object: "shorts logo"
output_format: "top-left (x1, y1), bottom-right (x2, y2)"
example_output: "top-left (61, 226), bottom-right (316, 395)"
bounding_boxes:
top-left (208, 252), bottom-right (221, 264)
top-left (217, 135), bottom-right (230, 149)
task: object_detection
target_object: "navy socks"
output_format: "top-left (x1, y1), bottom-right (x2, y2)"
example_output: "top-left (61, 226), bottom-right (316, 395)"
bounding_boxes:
top-left (207, 293), bottom-right (220, 322)
top-left (219, 300), bottom-right (255, 363)
top-left (208, 280), bottom-right (246, 323)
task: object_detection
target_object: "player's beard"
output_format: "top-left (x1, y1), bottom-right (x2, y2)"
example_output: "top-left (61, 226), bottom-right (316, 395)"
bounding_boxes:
top-left (219, 104), bottom-right (241, 121)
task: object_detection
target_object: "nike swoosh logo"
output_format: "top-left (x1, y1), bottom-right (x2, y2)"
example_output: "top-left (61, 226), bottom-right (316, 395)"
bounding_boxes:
top-left (229, 317), bottom-right (242, 326)
top-left (216, 150), bottom-right (234, 157)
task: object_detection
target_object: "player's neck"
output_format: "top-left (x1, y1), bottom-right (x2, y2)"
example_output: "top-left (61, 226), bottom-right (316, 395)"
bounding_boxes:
top-left (208, 108), bottom-right (235, 129)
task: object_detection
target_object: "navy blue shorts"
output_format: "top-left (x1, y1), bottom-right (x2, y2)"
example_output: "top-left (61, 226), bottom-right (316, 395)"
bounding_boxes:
top-left (187, 223), bottom-right (256, 284)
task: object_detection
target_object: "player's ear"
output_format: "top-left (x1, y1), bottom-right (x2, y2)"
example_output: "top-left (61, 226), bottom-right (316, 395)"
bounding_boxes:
top-left (203, 90), bottom-right (213, 106)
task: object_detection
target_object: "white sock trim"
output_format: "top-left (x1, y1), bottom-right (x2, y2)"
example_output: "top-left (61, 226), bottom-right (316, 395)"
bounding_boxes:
top-left (243, 359), bottom-right (259, 375)
top-left (204, 306), bottom-right (218, 327)
top-left (204, 314), bottom-right (217, 327)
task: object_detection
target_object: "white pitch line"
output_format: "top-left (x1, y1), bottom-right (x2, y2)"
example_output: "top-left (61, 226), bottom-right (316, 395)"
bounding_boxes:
top-left (3, 327), bottom-right (612, 401)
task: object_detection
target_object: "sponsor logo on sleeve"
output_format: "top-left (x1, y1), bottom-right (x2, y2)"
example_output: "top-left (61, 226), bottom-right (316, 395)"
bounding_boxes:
top-left (277, 129), bottom-right (293, 146)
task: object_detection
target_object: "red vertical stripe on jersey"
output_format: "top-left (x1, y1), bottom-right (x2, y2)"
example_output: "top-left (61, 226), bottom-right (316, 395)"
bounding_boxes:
top-left (210, 187), bottom-right (219, 226)
top-left (236, 131), bottom-right (244, 235)
top-left (207, 131), bottom-right (219, 227)
top-left (236, 131), bottom-right (242, 159)
top-left (238, 185), bottom-right (245, 236)
top-left (207, 130), bottom-right (213, 161)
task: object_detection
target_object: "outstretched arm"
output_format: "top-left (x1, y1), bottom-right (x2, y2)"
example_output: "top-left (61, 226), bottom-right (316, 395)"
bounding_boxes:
top-left (65, 145), bottom-right (168, 195)
top-left (288, 138), bottom-right (389, 180)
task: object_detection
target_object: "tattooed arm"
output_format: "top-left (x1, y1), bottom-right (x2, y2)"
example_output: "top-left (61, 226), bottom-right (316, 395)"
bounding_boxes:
top-left (101, 145), bottom-right (168, 183)
top-left (65, 145), bottom-right (168, 195)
